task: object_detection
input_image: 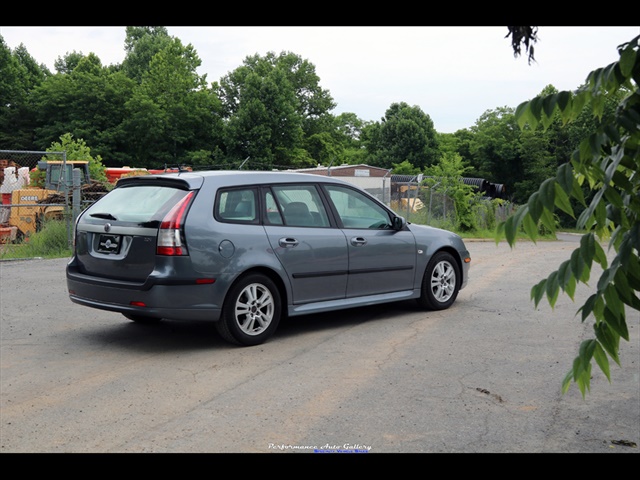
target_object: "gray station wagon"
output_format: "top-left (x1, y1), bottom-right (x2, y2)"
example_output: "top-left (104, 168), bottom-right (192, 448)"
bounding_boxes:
top-left (66, 171), bottom-right (471, 346)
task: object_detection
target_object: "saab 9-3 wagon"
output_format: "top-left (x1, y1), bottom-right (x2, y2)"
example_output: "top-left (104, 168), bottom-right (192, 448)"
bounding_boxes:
top-left (66, 171), bottom-right (471, 346)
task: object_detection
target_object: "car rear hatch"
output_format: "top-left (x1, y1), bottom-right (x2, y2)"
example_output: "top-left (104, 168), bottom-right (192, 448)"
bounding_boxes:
top-left (73, 175), bottom-right (199, 282)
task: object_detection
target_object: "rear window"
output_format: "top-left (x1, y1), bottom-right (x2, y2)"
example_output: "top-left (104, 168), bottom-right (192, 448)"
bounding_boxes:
top-left (83, 185), bottom-right (190, 224)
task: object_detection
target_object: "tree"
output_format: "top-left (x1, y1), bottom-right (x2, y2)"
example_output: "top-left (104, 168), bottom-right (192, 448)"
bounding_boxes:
top-left (0, 39), bottom-right (48, 150)
top-left (500, 31), bottom-right (640, 397)
top-left (216, 52), bottom-right (335, 168)
top-left (121, 27), bottom-right (172, 84)
top-left (30, 53), bottom-right (135, 165)
top-left (45, 133), bottom-right (107, 183)
top-left (363, 102), bottom-right (439, 170)
top-left (54, 51), bottom-right (86, 74)
top-left (122, 37), bottom-right (220, 166)
top-left (467, 106), bottom-right (524, 198)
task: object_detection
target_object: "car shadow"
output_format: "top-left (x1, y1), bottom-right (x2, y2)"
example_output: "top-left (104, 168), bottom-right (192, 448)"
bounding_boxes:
top-left (80, 300), bottom-right (422, 351)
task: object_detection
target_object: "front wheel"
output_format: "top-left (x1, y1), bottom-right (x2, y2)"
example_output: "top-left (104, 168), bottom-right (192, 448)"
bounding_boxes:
top-left (217, 273), bottom-right (282, 346)
top-left (417, 251), bottom-right (461, 310)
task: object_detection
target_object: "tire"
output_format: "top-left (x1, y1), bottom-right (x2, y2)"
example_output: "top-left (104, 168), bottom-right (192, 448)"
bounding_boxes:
top-left (123, 313), bottom-right (161, 324)
top-left (417, 251), bottom-right (461, 310)
top-left (216, 273), bottom-right (281, 346)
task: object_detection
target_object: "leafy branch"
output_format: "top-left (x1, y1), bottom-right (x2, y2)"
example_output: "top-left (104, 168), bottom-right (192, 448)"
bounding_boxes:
top-left (497, 34), bottom-right (640, 397)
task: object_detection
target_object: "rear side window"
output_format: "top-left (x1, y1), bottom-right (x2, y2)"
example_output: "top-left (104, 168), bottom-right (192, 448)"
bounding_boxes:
top-left (216, 188), bottom-right (257, 223)
top-left (83, 185), bottom-right (189, 225)
top-left (272, 185), bottom-right (330, 227)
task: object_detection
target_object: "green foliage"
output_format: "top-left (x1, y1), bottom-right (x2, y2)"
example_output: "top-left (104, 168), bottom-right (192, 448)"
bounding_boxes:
top-left (391, 160), bottom-right (421, 175)
top-left (215, 51), bottom-right (336, 167)
top-left (472, 199), bottom-right (498, 231)
top-left (424, 152), bottom-right (478, 231)
top-left (123, 37), bottom-right (220, 167)
top-left (44, 133), bottom-right (107, 183)
top-left (363, 102), bottom-right (439, 170)
top-left (500, 34), bottom-right (640, 397)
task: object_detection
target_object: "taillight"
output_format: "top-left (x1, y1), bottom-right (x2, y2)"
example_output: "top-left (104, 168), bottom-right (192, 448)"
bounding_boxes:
top-left (157, 191), bottom-right (195, 256)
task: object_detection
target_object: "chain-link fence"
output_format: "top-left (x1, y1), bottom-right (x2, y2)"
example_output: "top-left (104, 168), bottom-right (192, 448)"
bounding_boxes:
top-left (0, 150), bottom-right (71, 244)
top-left (388, 175), bottom-right (455, 227)
top-left (389, 175), bottom-right (517, 230)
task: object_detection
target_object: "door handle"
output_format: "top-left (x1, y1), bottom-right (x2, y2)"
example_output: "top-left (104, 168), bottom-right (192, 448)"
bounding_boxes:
top-left (350, 237), bottom-right (367, 246)
top-left (279, 237), bottom-right (299, 248)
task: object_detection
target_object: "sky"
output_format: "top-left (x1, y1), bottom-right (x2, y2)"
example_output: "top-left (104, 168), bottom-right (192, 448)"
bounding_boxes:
top-left (1, 26), bottom-right (639, 133)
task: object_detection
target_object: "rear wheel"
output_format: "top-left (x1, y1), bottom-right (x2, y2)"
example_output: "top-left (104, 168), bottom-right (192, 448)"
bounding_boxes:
top-left (217, 273), bottom-right (281, 346)
top-left (123, 313), bottom-right (161, 324)
top-left (417, 251), bottom-right (460, 310)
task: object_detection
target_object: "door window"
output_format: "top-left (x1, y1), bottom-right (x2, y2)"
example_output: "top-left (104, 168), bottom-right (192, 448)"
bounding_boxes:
top-left (324, 185), bottom-right (391, 229)
top-left (271, 185), bottom-right (330, 227)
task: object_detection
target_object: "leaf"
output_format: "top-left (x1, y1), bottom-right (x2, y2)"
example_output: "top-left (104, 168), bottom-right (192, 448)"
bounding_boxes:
top-left (614, 268), bottom-right (632, 304)
top-left (573, 343), bottom-right (594, 397)
top-left (570, 248), bottom-right (585, 283)
top-left (571, 176), bottom-right (586, 207)
top-left (546, 271), bottom-right (560, 308)
top-left (579, 294), bottom-right (597, 321)
top-left (593, 241), bottom-right (608, 269)
top-left (619, 45), bottom-right (636, 77)
top-left (542, 94), bottom-right (557, 119)
top-left (527, 191), bottom-right (543, 223)
top-left (571, 91), bottom-right (588, 119)
top-left (603, 305), bottom-right (630, 342)
top-left (592, 342), bottom-right (612, 383)
top-left (557, 260), bottom-right (572, 291)
top-left (522, 213), bottom-right (538, 242)
top-left (554, 182), bottom-right (574, 217)
top-left (603, 282), bottom-right (622, 320)
top-left (611, 170), bottom-right (633, 193)
top-left (529, 96), bottom-right (543, 121)
top-left (602, 63), bottom-right (619, 91)
top-left (540, 209), bottom-right (557, 235)
top-left (580, 233), bottom-right (596, 265)
top-left (562, 369), bottom-right (573, 394)
top-left (531, 279), bottom-right (546, 307)
top-left (556, 90), bottom-right (571, 112)
top-left (595, 199), bottom-right (608, 232)
top-left (565, 275), bottom-right (577, 301)
top-left (594, 321), bottom-right (622, 365)
top-left (505, 205), bottom-right (529, 245)
top-left (515, 101), bottom-right (531, 129)
top-left (540, 178), bottom-right (556, 211)
top-left (556, 163), bottom-right (574, 195)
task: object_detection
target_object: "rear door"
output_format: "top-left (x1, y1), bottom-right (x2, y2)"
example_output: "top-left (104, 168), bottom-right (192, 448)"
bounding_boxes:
top-left (262, 184), bottom-right (349, 304)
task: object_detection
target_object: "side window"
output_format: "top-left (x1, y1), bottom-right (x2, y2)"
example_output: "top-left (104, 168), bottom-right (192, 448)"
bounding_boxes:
top-left (216, 188), bottom-right (257, 223)
top-left (264, 190), bottom-right (283, 225)
top-left (272, 185), bottom-right (330, 227)
top-left (324, 185), bottom-right (391, 229)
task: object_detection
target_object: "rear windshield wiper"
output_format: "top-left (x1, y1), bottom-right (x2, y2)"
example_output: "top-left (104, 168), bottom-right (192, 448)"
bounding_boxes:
top-left (90, 212), bottom-right (118, 220)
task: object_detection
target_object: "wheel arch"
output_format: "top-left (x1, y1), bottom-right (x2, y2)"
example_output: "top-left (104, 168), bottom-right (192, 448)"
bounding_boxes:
top-left (227, 266), bottom-right (289, 310)
top-left (427, 245), bottom-right (465, 284)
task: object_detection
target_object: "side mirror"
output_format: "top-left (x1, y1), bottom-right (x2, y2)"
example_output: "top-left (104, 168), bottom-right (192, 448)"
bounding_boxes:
top-left (392, 215), bottom-right (406, 231)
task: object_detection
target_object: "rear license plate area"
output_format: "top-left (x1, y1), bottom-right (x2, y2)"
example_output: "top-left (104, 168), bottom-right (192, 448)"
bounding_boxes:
top-left (97, 234), bottom-right (122, 254)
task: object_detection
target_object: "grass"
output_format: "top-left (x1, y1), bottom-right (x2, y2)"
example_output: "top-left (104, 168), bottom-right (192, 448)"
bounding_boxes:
top-left (0, 220), bottom-right (72, 260)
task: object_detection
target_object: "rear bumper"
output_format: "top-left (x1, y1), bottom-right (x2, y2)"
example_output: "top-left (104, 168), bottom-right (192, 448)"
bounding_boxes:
top-left (66, 267), bottom-right (223, 322)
